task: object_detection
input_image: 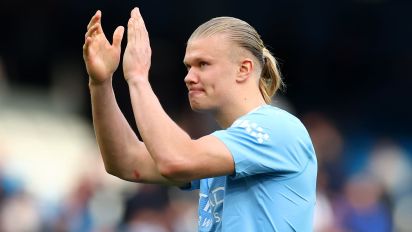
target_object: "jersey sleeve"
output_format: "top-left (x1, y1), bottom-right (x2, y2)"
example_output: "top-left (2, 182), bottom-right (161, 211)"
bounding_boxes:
top-left (212, 113), bottom-right (313, 179)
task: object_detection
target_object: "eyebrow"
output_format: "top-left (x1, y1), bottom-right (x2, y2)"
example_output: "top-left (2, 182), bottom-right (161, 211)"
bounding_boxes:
top-left (183, 56), bottom-right (213, 67)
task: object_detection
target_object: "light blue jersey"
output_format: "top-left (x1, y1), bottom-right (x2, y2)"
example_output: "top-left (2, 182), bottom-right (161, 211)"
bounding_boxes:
top-left (186, 105), bottom-right (317, 232)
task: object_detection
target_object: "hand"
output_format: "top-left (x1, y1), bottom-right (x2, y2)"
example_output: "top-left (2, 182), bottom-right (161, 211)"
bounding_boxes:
top-left (83, 10), bottom-right (124, 85)
top-left (123, 7), bottom-right (152, 83)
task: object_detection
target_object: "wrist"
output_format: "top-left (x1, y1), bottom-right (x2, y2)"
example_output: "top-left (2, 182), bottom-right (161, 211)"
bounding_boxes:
top-left (88, 77), bottom-right (112, 88)
top-left (126, 75), bottom-right (150, 86)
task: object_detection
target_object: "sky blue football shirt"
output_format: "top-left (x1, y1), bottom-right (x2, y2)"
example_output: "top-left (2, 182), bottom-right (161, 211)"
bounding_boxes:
top-left (186, 105), bottom-right (317, 232)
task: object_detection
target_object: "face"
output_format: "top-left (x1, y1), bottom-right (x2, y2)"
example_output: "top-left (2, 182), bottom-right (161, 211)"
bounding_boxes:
top-left (183, 34), bottom-right (239, 112)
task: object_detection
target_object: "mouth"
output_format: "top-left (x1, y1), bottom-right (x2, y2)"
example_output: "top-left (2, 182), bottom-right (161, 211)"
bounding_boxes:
top-left (188, 88), bottom-right (205, 97)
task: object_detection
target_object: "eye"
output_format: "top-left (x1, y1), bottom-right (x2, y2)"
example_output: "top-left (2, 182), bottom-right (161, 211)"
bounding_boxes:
top-left (199, 61), bottom-right (209, 68)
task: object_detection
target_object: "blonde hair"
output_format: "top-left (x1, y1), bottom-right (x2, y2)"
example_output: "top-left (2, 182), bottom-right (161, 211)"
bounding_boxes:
top-left (189, 17), bottom-right (284, 103)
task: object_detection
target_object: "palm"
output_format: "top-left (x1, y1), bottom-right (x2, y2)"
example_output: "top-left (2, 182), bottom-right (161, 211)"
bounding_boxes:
top-left (83, 11), bottom-right (124, 84)
top-left (122, 7), bottom-right (151, 81)
top-left (123, 42), bottom-right (151, 80)
top-left (85, 34), bottom-right (120, 81)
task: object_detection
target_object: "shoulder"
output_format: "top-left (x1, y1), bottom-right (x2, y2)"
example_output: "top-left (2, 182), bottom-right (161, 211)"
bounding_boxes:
top-left (212, 105), bottom-right (316, 178)
top-left (214, 105), bottom-right (309, 145)
top-left (232, 105), bottom-right (306, 135)
top-left (224, 105), bottom-right (313, 153)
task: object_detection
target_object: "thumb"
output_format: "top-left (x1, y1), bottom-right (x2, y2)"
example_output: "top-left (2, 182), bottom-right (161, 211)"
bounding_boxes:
top-left (112, 26), bottom-right (124, 49)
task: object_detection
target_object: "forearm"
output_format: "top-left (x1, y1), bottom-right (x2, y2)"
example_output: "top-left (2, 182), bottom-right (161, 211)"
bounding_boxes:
top-left (89, 79), bottom-right (143, 179)
top-left (127, 79), bottom-right (193, 175)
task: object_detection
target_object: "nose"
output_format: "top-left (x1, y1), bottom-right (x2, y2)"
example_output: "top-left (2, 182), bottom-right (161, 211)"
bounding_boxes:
top-left (184, 69), bottom-right (198, 86)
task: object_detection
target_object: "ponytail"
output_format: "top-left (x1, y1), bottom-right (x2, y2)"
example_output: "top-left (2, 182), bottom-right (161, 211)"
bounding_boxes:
top-left (259, 48), bottom-right (284, 104)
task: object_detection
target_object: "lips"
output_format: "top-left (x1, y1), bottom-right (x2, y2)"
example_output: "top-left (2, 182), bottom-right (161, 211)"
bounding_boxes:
top-left (188, 87), bottom-right (205, 96)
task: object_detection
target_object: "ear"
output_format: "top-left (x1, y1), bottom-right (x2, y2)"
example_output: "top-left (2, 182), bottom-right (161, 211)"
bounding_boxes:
top-left (236, 58), bottom-right (253, 83)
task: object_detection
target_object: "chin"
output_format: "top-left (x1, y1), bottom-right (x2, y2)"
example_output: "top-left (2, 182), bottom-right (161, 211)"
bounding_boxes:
top-left (189, 103), bottom-right (207, 112)
top-left (189, 100), bottom-right (212, 113)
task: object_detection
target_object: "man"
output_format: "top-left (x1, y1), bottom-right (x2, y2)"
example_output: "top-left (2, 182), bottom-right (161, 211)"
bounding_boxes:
top-left (83, 7), bottom-right (317, 232)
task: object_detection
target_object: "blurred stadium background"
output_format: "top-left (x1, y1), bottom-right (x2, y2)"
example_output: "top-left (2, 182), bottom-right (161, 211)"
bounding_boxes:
top-left (0, 0), bottom-right (411, 231)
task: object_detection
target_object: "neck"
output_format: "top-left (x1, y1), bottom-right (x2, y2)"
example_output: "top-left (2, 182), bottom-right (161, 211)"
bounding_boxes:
top-left (214, 96), bottom-right (267, 129)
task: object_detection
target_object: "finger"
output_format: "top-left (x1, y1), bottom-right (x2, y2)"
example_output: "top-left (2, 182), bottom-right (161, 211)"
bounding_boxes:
top-left (84, 23), bottom-right (102, 41)
top-left (85, 24), bottom-right (97, 41)
top-left (133, 8), bottom-right (149, 38)
top-left (112, 26), bottom-right (124, 49)
top-left (131, 7), bottom-right (139, 19)
top-left (131, 7), bottom-right (145, 27)
top-left (83, 37), bottom-right (93, 56)
top-left (87, 10), bottom-right (101, 30)
top-left (83, 37), bottom-right (90, 51)
top-left (133, 15), bottom-right (141, 41)
top-left (132, 7), bottom-right (146, 32)
top-left (127, 18), bottom-right (135, 43)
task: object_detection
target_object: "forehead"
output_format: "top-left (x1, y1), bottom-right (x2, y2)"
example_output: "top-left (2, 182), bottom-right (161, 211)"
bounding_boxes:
top-left (183, 34), bottom-right (235, 63)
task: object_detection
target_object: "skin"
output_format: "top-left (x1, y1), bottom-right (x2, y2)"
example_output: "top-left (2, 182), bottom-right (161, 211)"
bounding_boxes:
top-left (82, 7), bottom-right (266, 185)
top-left (184, 34), bottom-right (265, 128)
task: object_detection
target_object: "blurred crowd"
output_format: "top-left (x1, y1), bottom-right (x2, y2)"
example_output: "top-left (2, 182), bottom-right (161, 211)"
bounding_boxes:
top-left (0, 1), bottom-right (412, 228)
top-left (0, 75), bottom-right (411, 231)
top-left (305, 112), bottom-right (412, 232)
